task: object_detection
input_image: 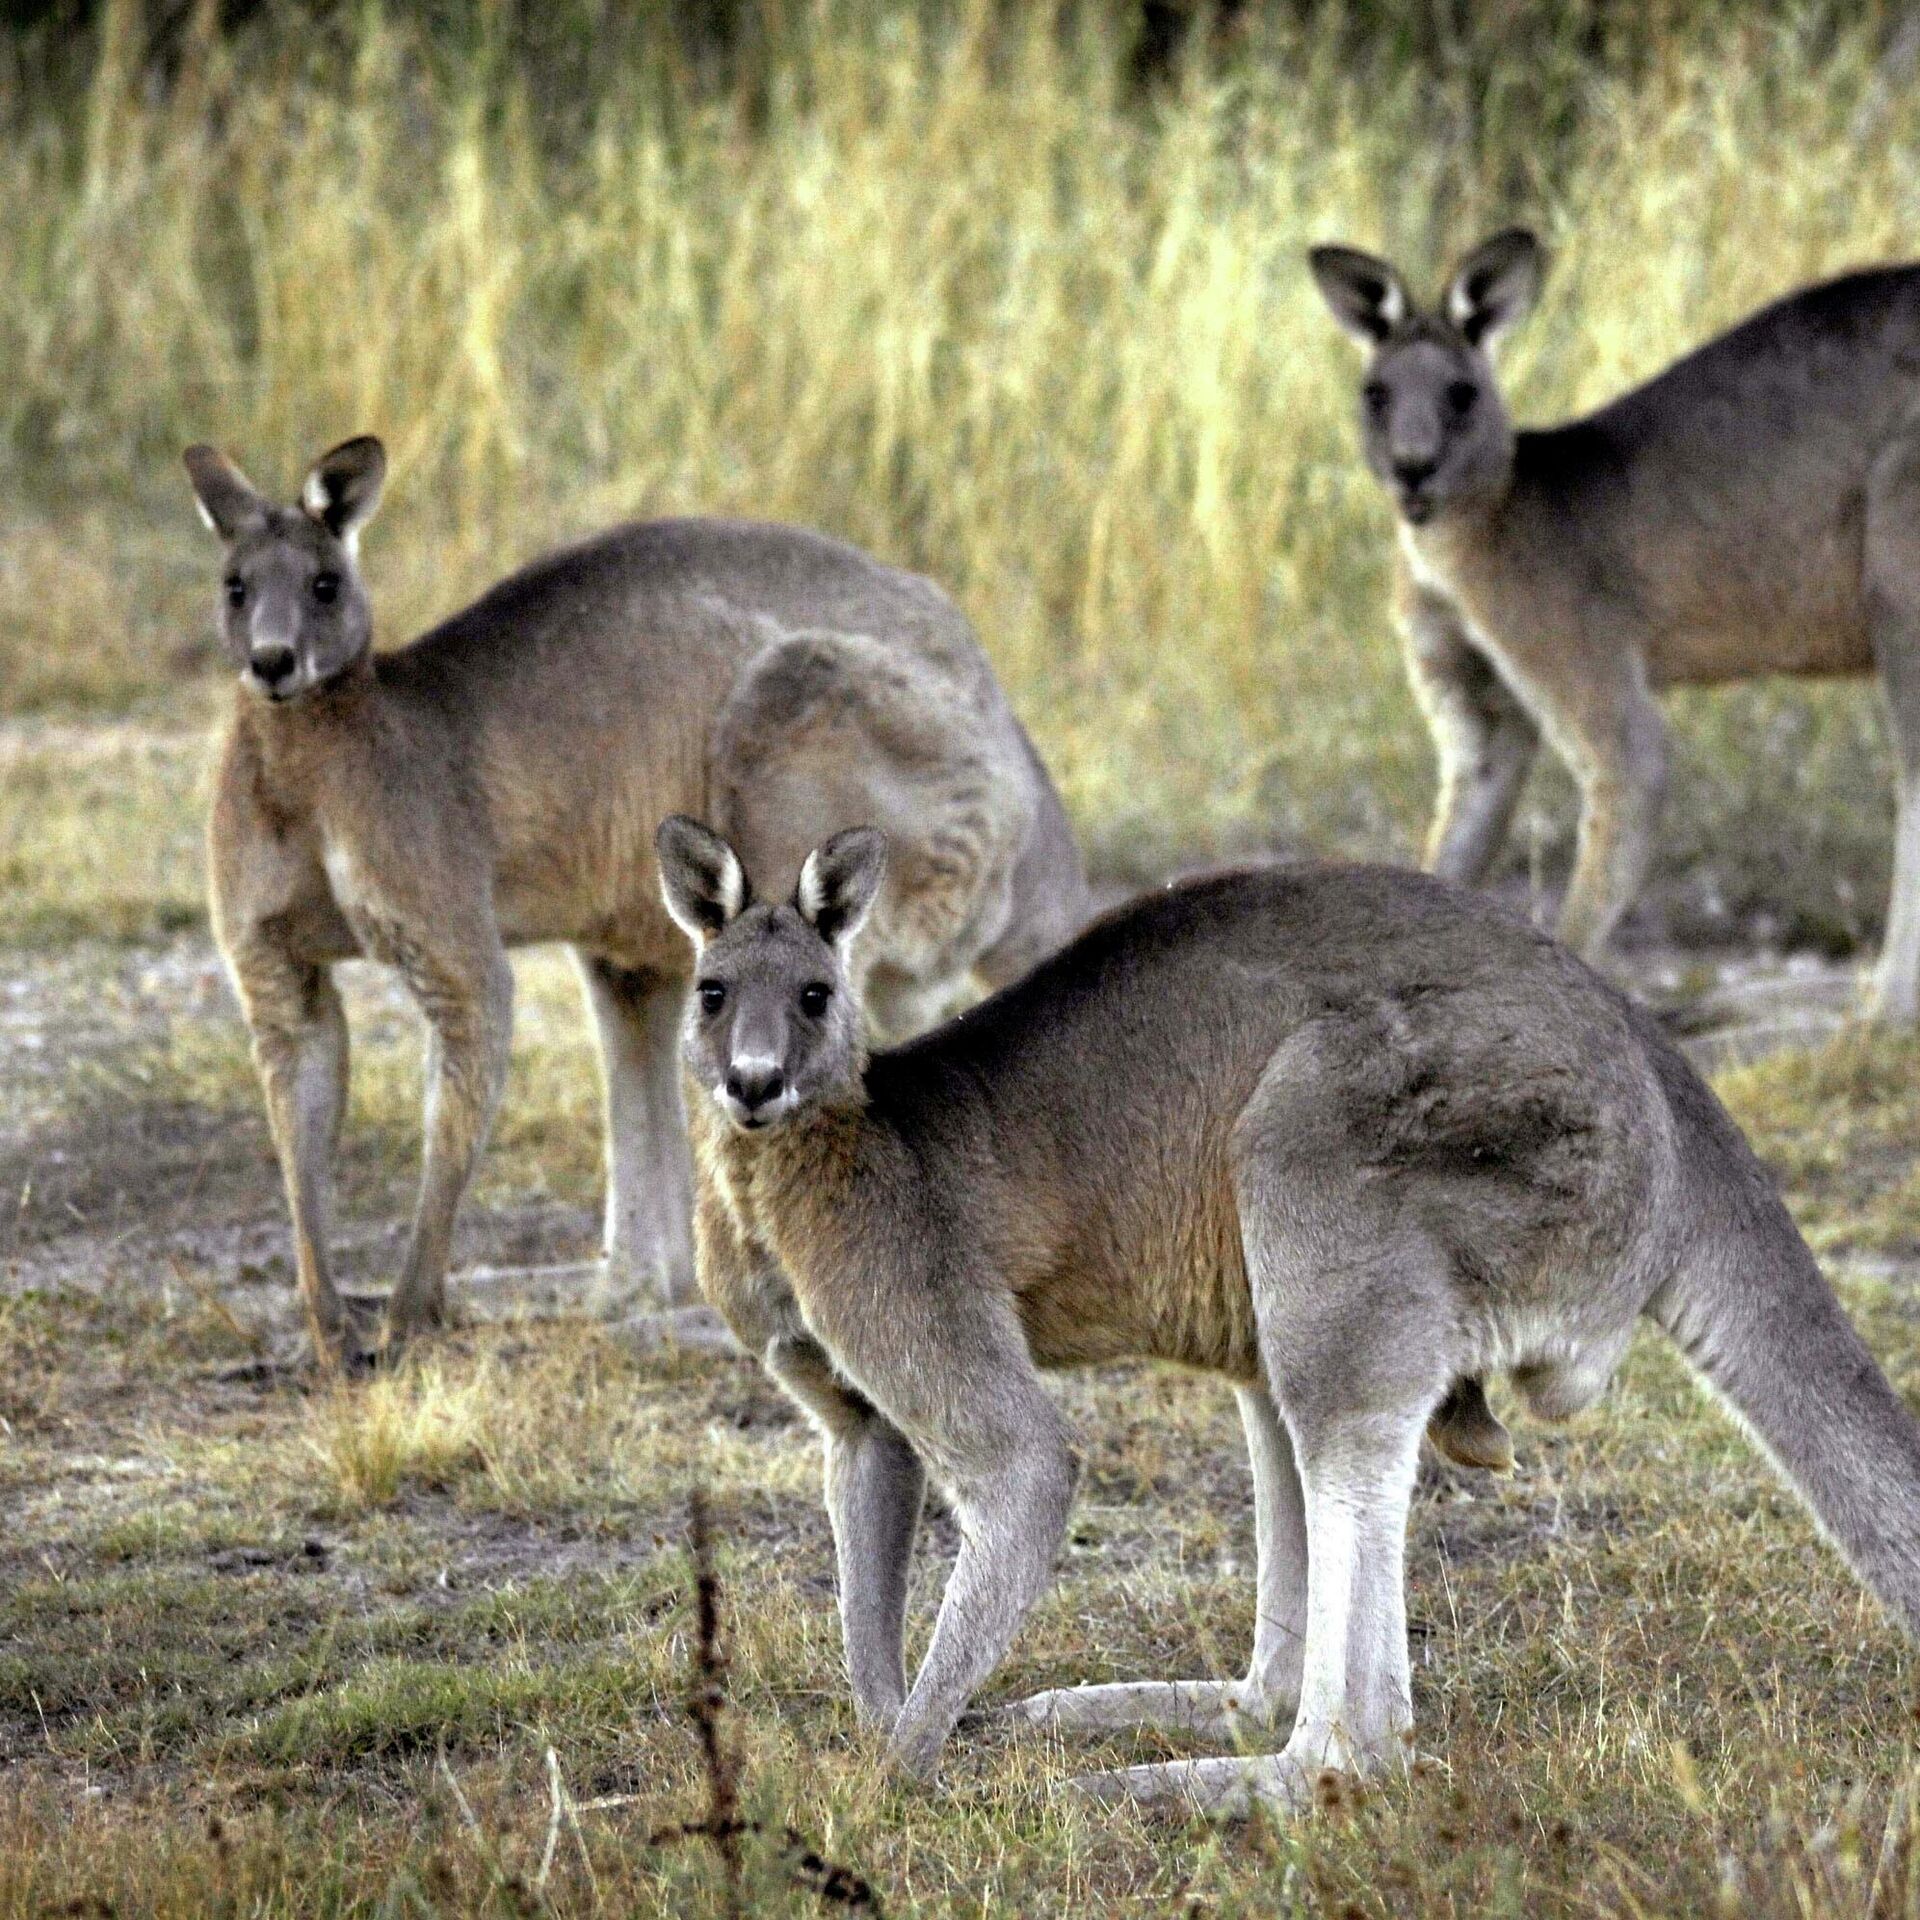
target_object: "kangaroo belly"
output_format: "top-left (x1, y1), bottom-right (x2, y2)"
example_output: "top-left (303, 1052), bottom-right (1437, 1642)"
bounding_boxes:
top-left (1648, 604), bottom-right (1874, 686)
top-left (487, 760), bottom-right (697, 969)
top-left (1014, 1185), bottom-right (1262, 1384)
top-left (1638, 499), bottom-right (1874, 685)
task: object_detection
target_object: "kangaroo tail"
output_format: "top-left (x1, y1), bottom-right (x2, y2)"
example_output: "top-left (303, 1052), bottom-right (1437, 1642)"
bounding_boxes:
top-left (1651, 1147), bottom-right (1920, 1636)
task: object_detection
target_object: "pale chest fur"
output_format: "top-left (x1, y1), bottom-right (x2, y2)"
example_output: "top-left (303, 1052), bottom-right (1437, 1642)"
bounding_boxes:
top-left (699, 1108), bottom-right (875, 1311)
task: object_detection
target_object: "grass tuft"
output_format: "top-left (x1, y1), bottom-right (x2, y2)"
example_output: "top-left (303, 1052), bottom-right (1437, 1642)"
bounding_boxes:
top-left (315, 1360), bottom-right (500, 1508)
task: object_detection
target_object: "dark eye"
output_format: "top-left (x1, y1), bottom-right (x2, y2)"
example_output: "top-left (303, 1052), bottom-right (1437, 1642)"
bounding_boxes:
top-left (798, 982), bottom-right (831, 1018)
top-left (698, 981), bottom-right (727, 1015)
top-left (1445, 380), bottom-right (1478, 417)
top-left (312, 572), bottom-right (341, 604)
top-left (225, 577), bottom-right (246, 609)
top-left (1363, 381), bottom-right (1390, 415)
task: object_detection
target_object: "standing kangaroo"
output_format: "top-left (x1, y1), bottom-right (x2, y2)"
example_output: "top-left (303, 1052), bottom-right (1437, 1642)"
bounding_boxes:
top-left (1310, 231), bottom-right (1920, 1018)
top-left (184, 436), bottom-right (1086, 1366)
top-left (657, 815), bottom-right (1920, 1813)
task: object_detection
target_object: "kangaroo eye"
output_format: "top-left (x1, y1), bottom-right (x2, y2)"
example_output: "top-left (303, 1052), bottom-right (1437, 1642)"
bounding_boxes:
top-left (698, 981), bottom-right (727, 1016)
top-left (225, 577), bottom-right (247, 609)
top-left (799, 982), bottom-right (831, 1018)
top-left (1363, 381), bottom-right (1390, 415)
top-left (1445, 380), bottom-right (1478, 417)
top-left (312, 572), bottom-right (341, 604)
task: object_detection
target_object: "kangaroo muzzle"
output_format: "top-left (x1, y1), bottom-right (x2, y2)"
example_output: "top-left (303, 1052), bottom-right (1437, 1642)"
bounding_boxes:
top-left (249, 643), bottom-right (300, 693)
top-left (720, 1052), bottom-right (794, 1129)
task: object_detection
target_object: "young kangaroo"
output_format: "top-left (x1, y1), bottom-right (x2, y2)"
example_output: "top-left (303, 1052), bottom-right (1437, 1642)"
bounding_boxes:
top-left (184, 437), bottom-right (1086, 1366)
top-left (658, 815), bottom-right (1920, 1814)
top-left (1310, 231), bottom-right (1920, 1018)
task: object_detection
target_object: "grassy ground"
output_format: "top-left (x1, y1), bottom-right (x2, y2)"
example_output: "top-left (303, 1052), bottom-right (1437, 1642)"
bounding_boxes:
top-left (4, 1275), bottom-right (1918, 1918)
top-left (2, 769), bottom-right (1920, 1915)
top-left (9, 6), bottom-right (1920, 1913)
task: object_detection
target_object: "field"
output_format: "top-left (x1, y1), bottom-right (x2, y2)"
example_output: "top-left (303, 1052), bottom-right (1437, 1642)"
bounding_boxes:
top-left (5, 3), bottom-right (1920, 1915)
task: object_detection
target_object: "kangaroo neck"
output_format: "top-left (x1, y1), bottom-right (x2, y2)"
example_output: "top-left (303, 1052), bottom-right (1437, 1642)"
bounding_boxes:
top-left (1399, 480), bottom-right (1512, 595)
top-left (709, 1085), bottom-right (893, 1260)
top-left (236, 652), bottom-right (378, 787)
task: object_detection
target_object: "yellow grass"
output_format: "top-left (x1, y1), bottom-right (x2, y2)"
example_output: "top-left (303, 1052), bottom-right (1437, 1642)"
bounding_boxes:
top-left (0, 2), bottom-right (1909, 917)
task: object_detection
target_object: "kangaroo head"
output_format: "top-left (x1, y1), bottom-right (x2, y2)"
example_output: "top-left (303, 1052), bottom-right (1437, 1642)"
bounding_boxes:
top-left (182, 436), bottom-right (386, 703)
top-left (1309, 229), bottom-right (1544, 527)
top-left (656, 816), bottom-right (887, 1133)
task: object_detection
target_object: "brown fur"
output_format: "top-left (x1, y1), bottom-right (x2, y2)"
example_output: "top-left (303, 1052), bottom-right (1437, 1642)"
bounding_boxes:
top-left (660, 824), bottom-right (1920, 1808)
top-left (1311, 233), bottom-right (1920, 1018)
top-left (189, 438), bottom-right (1087, 1365)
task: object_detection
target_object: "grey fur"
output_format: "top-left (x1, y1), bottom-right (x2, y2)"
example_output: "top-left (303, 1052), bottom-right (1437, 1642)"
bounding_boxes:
top-left (186, 438), bottom-right (1087, 1365)
top-left (1310, 232), bottom-right (1920, 1018)
top-left (660, 820), bottom-right (1920, 1812)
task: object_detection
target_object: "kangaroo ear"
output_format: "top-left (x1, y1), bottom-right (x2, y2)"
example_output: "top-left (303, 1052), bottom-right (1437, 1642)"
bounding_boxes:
top-left (1445, 228), bottom-right (1545, 350)
top-left (656, 815), bottom-right (750, 944)
top-left (1308, 244), bottom-right (1410, 346)
top-left (796, 828), bottom-right (888, 948)
top-left (301, 436), bottom-right (387, 550)
top-left (183, 445), bottom-right (268, 542)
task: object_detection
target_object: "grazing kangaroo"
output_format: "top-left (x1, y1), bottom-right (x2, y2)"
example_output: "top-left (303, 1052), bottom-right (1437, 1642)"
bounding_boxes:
top-left (658, 815), bottom-right (1920, 1813)
top-left (1309, 230), bottom-right (1920, 1018)
top-left (184, 436), bottom-right (1085, 1366)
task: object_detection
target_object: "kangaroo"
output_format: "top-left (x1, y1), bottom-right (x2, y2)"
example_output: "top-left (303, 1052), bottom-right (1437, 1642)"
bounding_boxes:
top-left (1309, 231), bottom-right (1920, 1019)
top-left (657, 814), bottom-right (1920, 1814)
top-left (183, 436), bottom-right (1086, 1367)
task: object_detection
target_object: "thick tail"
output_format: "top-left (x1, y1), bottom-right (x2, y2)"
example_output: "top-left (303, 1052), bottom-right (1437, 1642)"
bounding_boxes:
top-left (1651, 1162), bottom-right (1920, 1637)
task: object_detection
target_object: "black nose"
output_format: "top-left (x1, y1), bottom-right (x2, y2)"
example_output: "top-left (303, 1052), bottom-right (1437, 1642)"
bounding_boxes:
top-left (725, 1065), bottom-right (785, 1111)
top-left (252, 646), bottom-right (297, 687)
top-left (1393, 457), bottom-right (1438, 491)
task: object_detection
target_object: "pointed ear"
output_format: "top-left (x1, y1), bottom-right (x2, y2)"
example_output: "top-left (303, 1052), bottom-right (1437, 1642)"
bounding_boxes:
top-left (656, 815), bottom-right (750, 944)
top-left (301, 436), bottom-right (387, 551)
top-left (1308, 244), bottom-right (1410, 346)
top-left (183, 445), bottom-right (268, 542)
top-left (1445, 228), bottom-right (1545, 350)
top-left (796, 828), bottom-right (887, 947)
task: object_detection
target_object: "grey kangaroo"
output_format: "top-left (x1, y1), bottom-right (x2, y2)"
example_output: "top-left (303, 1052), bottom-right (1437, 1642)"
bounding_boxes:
top-left (184, 436), bottom-right (1085, 1366)
top-left (1310, 230), bottom-right (1920, 1018)
top-left (658, 814), bottom-right (1920, 1814)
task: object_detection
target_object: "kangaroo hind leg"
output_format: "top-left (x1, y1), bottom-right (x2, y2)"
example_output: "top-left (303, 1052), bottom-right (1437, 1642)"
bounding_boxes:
top-left (1074, 1040), bottom-right (1455, 1815)
top-left (575, 956), bottom-right (702, 1314)
top-left (1013, 1383), bottom-right (1308, 1741)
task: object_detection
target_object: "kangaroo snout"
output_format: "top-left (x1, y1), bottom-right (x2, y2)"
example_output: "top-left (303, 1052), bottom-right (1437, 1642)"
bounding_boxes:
top-left (1391, 455), bottom-right (1439, 518)
top-left (723, 1057), bottom-right (788, 1125)
top-left (249, 644), bottom-right (299, 693)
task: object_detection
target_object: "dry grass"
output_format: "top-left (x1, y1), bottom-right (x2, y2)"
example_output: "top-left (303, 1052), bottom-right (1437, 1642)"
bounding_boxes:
top-left (0, 721), bottom-right (207, 947)
top-left (1719, 1022), bottom-right (1920, 1255)
top-left (0, 2), bottom-right (1913, 927)
top-left (2, 1271), bottom-right (1919, 1916)
top-left (5, 937), bottom-right (1920, 1914)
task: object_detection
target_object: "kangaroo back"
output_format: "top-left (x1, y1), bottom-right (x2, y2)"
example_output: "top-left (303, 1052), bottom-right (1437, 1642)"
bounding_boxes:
top-left (1652, 1052), bottom-right (1920, 1634)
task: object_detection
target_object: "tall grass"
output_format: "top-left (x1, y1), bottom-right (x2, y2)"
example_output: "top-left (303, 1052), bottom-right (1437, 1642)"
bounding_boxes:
top-left (4, 3), bottom-right (1920, 919)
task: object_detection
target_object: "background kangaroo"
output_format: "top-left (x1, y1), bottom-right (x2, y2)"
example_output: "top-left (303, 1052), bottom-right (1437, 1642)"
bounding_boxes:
top-left (184, 436), bottom-right (1086, 1365)
top-left (1309, 230), bottom-right (1920, 1018)
top-left (657, 815), bottom-right (1920, 1815)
